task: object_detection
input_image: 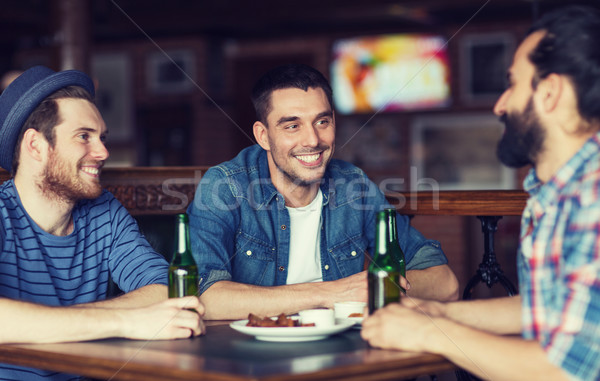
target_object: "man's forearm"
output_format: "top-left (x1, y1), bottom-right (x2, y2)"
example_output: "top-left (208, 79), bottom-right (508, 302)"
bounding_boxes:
top-left (200, 272), bottom-right (367, 320)
top-left (199, 281), bottom-right (326, 320)
top-left (444, 295), bottom-right (522, 334)
top-left (0, 298), bottom-right (123, 343)
top-left (406, 264), bottom-right (459, 301)
top-left (0, 295), bottom-right (206, 344)
top-left (362, 301), bottom-right (566, 381)
top-left (430, 318), bottom-right (568, 380)
top-left (83, 284), bottom-right (168, 308)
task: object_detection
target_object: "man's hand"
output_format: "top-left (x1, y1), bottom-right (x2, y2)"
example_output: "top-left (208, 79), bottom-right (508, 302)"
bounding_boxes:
top-left (361, 296), bottom-right (450, 352)
top-left (121, 296), bottom-right (206, 340)
top-left (361, 302), bottom-right (440, 352)
top-left (321, 270), bottom-right (368, 307)
top-left (316, 270), bottom-right (413, 309)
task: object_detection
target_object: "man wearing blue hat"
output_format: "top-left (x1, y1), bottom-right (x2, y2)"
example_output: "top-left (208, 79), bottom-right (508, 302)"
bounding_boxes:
top-left (0, 66), bottom-right (205, 380)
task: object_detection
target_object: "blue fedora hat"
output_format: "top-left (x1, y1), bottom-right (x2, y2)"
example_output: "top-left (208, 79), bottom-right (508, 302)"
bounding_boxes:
top-left (0, 65), bottom-right (95, 172)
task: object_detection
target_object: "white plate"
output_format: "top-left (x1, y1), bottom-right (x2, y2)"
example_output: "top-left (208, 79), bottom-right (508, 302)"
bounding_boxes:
top-left (230, 319), bottom-right (355, 342)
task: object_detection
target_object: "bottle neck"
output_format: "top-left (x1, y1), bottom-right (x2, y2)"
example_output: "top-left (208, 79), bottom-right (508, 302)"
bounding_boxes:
top-left (386, 209), bottom-right (398, 244)
top-left (172, 215), bottom-right (194, 265)
top-left (374, 213), bottom-right (388, 257)
top-left (176, 221), bottom-right (188, 255)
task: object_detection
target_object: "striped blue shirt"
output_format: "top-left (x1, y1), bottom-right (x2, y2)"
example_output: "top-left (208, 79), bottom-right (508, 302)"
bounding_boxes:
top-left (0, 179), bottom-right (168, 380)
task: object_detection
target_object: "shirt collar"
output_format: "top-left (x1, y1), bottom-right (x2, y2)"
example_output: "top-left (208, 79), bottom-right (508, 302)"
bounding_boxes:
top-left (524, 131), bottom-right (600, 207)
top-left (257, 149), bottom-right (280, 206)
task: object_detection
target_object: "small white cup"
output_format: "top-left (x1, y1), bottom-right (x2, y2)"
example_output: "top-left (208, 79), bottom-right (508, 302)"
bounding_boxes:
top-left (334, 301), bottom-right (367, 320)
top-left (298, 308), bottom-right (335, 327)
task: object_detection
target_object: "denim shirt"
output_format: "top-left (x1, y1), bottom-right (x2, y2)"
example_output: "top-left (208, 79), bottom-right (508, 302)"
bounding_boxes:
top-left (187, 145), bottom-right (447, 294)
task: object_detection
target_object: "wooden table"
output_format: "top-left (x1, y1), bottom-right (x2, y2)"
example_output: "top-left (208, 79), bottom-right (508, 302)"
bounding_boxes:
top-left (0, 323), bottom-right (455, 381)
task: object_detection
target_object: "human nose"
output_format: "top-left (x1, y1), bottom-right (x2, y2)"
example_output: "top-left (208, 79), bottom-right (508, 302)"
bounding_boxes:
top-left (92, 140), bottom-right (109, 161)
top-left (301, 125), bottom-right (319, 147)
top-left (493, 89), bottom-right (510, 116)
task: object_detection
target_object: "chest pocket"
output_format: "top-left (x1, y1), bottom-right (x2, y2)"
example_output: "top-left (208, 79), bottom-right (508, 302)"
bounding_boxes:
top-left (233, 231), bottom-right (275, 285)
top-left (327, 234), bottom-right (367, 277)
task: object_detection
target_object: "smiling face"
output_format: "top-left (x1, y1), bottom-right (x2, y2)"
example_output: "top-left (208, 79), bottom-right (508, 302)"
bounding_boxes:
top-left (254, 87), bottom-right (335, 191)
top-left (40, 98), bottom-right (109, 201)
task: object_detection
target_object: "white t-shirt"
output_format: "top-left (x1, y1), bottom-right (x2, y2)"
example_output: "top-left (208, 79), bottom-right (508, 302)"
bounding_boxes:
top-left (285, 189), bottom-right (323, 285)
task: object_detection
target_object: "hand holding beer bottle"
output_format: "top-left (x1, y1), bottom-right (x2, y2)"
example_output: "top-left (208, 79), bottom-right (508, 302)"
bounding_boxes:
top-left (168, 213), bottom-right (199, 298)
top-left (368, 208), bottom-right (406, 314)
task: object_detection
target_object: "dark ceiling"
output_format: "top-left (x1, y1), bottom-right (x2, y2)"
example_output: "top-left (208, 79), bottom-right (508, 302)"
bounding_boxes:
top-left (1, 0), bottom-right (599, 75)
top-left (2, 0), bottom-right (599, 49)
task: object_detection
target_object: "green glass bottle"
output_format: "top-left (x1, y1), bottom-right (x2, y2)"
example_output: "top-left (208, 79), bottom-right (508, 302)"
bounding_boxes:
top-left (368, 208), bottom-right (406, 314)
top-left (168, 213), bottom-right (199, 298)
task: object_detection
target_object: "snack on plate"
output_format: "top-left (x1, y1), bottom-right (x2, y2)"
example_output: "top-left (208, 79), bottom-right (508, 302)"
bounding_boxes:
top-left (348, 312), bottom-right (363, 318)
top-left (246, 313), bottom-right (315, 327)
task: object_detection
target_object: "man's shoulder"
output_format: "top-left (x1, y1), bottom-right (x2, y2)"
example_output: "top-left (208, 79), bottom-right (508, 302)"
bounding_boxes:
top-left (0, 179), bottom-right (15, 201)
top-left (329, 159), bottom-right (366, 176)
top-left (193, 145), bottom-right (274, 205)
top-left (570, 162), bottom-right (600, 207)
top-left (324, 159), bottom-right (383, 207)
top-left (206, 145), bottom-right (265, 180)
top-left (0, 180), bottom-right (23, 226)
top-left (326, 159), bottom-right (367, 179)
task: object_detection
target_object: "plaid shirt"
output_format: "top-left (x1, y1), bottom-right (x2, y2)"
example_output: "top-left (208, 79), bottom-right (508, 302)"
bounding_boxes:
top-left (519, 133), bottom-right (600, 381)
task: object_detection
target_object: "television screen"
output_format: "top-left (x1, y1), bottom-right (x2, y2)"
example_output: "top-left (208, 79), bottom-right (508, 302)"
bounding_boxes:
top-left (331, 34), bottom-right (451, 114)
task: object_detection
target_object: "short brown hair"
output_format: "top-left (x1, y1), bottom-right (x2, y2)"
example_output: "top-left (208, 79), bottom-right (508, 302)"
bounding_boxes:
top-left (251, 64), bottom-right (333, 125)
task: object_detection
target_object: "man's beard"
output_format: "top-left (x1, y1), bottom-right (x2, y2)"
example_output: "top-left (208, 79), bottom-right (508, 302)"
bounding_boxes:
top-left (41, 149), bottom-right (102, 202)
top-left (496, 98), bottom-right (545, 168)
top-left (270, 142), bottom-right (333, 188)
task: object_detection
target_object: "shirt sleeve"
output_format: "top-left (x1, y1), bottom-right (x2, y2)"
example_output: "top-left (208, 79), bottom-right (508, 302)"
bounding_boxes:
top-left (545, 200), bottom-right (600, 380)
top-left (362, 173), bottom-right (448, 270)
top-left (187, 167), bottom-right (237, 294)
top-left (107, 196), bottom-right (169, 292)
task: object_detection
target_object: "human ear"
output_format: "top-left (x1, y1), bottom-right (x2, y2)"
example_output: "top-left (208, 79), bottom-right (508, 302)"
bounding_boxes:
top-left (21, 128), bottom-right (47, 162)
top-left (537, 73), bottom-right (562, 113)
top-left (253, 121), bottom-right (270, 151)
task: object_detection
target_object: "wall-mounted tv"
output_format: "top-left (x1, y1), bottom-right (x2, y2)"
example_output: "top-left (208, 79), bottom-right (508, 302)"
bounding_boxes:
top-left (331, 34), bottom-right (451, 114)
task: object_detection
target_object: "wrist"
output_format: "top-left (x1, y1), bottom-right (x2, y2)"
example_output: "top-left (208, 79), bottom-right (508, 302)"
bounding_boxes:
top-left (110, 308), bottom-right (129, 338)
top-left (424, 316), bottom-right (456, 355)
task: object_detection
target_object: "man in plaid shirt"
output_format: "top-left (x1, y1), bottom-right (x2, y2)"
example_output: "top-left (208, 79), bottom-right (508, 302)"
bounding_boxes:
top-left (362, 5), bottom-right (600, 380)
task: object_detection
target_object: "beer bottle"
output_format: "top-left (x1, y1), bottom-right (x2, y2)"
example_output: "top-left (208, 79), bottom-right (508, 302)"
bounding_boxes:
top-left (368, 208), bottom-right (406, 314)
top-left (168, 213), bottom-right (199, 298)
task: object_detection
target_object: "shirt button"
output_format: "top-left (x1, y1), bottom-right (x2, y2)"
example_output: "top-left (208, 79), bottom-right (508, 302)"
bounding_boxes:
top-left (281, 225), bottom-right (287, 230)
top-left (324, 265), bottom-right (330, 270)
top-left (351, 251), bottom-right (357, 257)
top-left (278, 266), bottom-right (285, 272)
top-left (246, 250), bottom-right (252, 256)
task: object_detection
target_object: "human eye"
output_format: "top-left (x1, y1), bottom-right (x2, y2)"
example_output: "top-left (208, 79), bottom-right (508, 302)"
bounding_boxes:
top-left (316, 118), bottom-right (331, 128)
top-left (285, 124), bottom-right (299, 130)
top-left (77, 132), bottom-right (90, 142)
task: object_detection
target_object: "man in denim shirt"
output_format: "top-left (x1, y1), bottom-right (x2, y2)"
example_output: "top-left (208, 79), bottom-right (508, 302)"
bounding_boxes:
top-left (188, 64), bottom-right (459, 320)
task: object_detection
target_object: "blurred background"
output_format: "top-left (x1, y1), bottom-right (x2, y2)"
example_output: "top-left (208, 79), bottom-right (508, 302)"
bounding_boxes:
top-left (2, 0), bottom-right (598, 297)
